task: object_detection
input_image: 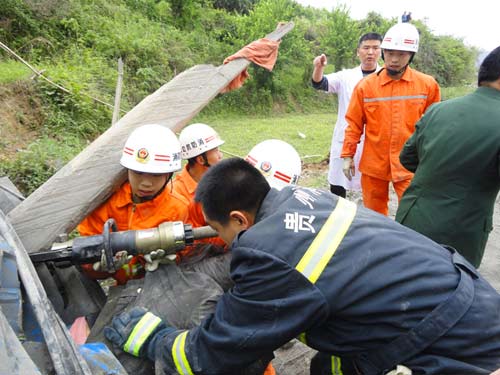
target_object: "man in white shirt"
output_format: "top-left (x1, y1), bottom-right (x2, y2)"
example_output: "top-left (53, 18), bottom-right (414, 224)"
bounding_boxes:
top-left (312, 33), bottom-right (382, 198)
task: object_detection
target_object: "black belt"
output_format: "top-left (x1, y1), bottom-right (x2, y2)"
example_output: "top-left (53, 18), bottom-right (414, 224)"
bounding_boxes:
top-left (355, 248), bottom-right (478, 375)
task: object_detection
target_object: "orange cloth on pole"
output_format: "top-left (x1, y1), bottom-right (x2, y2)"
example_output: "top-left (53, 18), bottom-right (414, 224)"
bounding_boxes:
top-left (341, 66), bottom-right (440, 182)
top-left (173, 165), bottom-right (226, 259)
top-left (77, 181), bottom-right (188, 284)
top-left (263, 363), bottom-right (276, 375)
top-left (222, 38), bottom-right (281, 93)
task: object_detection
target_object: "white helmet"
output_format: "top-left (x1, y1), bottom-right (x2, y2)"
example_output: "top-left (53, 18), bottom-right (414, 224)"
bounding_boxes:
top-left (179, 123), bottom-right (225, 159)
top-left (245, 139), bottom-right (301, 190)
top-left (381, 23), bottom-right (419, 53)
top-left (120, 124), bottom-right (182, 173)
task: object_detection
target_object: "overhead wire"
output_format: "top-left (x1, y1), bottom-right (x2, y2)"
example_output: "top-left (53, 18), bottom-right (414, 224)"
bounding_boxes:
top-left (0, 40), bottom-right (127, 113)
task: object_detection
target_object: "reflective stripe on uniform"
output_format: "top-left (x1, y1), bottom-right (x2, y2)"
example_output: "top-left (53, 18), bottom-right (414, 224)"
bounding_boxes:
top-left (172, 331), bottom-right (194, 375)
top-left (363, 94), bottom-right (427, 103)
top-left (296, 198), bottom-right (356, 283)
top-left (331, 355), bottom-right (343, 375)
top-left (298, 332), bottom-right (307, 345)
top-left (123, 312), bottom-right (162, 356)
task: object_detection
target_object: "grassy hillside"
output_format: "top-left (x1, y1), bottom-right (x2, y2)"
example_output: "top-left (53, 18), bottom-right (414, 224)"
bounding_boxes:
top-left (0, 0), bottom-right (477, 195)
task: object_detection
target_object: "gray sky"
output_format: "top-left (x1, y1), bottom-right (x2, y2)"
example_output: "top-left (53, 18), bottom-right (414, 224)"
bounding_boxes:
top-left (295, 0), bottom-right (499, 52)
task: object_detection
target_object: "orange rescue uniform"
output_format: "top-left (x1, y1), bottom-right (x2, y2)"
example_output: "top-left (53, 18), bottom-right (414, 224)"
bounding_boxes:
top-left (77, 181), bottom-right (188, 284)
top-left (173, 165), bottom-right (226, 256)
top-left (341, 66), bottom-right (440, 214)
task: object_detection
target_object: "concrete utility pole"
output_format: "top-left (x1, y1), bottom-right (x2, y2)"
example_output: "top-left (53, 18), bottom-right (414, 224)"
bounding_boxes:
top-left (111, 57), bottom-right (124, 126)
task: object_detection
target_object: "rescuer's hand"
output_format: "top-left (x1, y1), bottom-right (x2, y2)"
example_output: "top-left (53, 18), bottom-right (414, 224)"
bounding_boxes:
top-left (342, 157), bottom-right (355, 181)
top-left (144, 249), bottom-right (176, 272)
top-left (104, 307), bottom-right (167, 357)
top-left (92, 250), bottom-right (132, 272)
top-left (313, 54), bottom-right (327, 68)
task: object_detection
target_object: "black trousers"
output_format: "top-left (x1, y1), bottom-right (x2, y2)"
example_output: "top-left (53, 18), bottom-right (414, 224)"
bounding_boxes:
top-left (329, 184), bottom-right (346, 198)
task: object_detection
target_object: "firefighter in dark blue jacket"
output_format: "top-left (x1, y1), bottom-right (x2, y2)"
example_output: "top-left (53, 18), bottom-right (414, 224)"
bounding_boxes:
top-left (104, 158), bottom-right (500, 375)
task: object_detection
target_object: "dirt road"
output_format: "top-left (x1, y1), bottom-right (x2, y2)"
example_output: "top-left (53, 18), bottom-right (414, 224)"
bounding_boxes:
top-left (478, 196), bottom-right (500, 291)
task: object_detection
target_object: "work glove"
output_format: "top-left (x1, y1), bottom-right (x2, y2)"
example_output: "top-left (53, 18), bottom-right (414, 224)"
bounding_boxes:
top-left (93, 250), bottom-right (132, 272)
top-left (386, 365), bottom-right (412, 375)
top-left (104, 307), bottom-right (167, 358)
top-left (144, 249), bottom-right (176, 272)
top-left (342, 157), bottom-right (355, 181)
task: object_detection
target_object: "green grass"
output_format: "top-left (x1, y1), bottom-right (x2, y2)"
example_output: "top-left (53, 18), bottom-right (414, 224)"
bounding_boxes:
top-left (0, 135), bottom-right (87, 195)
top-left (194, 113), bottom-right (336, 189)
top-left (197, 113), bottom-right (335, 163)
top-left (0, 60), bottom-right (32, 83)
top-left (441, 85), bottom-right (475, 101)
top-left (2, 81), bottom-right (473, 196)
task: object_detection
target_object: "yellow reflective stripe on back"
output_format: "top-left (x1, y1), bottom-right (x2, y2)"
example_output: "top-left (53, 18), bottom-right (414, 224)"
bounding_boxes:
top-left (172, 331), bottom-right (194, 375)
top-left (296, 198), bottom-right (356, 283)
top-left (123, 312), bottom-right (162, 356)
top-left (331, 356), bottom-right (343, 375)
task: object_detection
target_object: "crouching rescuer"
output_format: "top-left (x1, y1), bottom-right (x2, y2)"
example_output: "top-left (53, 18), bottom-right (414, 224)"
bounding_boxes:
top-left (104, 158), bottom-right (500, 374)
top-left (78, 124), bottom-right (188, 284)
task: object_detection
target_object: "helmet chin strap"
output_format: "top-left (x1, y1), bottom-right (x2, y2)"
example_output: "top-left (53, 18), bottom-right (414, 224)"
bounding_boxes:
top-left (132, 174), bottom-right (172, 203)
top-left (201, 153), bottom-right (211, 168)
top-left (386, 64), bottom-right (408, 76)
top-left (382, 51), bottom-right (414, 77)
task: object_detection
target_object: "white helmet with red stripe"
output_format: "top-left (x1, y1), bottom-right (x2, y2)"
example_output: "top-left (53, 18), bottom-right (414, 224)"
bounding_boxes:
top-left (245, 139), bottom-right (301, 190)
top-left (179, 123), bottom-right (225, 159)
top-left (381, 22), bottom-right (419, 52)
top-left (120, 124), bottom-right (182, 173)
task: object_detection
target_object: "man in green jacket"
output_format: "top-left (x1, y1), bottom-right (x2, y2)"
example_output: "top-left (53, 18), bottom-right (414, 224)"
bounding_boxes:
top-left (396, 46), bottom-right (500, 267)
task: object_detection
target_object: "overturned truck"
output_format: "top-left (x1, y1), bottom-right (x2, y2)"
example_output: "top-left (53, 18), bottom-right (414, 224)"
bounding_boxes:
top-left (0, 22), bottom-right (316, 375)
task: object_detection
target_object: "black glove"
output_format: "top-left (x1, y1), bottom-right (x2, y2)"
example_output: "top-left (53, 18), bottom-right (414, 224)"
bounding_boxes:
top-left (104, 307), bottom-right (165, 357)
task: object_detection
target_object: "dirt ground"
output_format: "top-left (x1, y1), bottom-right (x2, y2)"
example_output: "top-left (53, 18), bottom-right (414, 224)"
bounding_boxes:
top-left (302, 162), bottom-right (500, 291)
top-left (0, 82), bottom-right (42, 161)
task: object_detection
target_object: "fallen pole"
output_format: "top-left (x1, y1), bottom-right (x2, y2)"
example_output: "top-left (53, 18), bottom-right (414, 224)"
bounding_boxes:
top-left (8, 22), bottom-right (294, 253)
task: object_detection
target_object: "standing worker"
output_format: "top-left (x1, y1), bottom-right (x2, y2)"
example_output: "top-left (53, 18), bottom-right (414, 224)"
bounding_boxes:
top-left (341, 22), bottom-right (441, 215)
top-left (104, 158), bottom-right (500, 375)
top-left (396, 46), bottom-right (500, 267)
top-left (311, 32), bottom-right (382, 198)
top-left (78, 124), bottom-right (188, 284)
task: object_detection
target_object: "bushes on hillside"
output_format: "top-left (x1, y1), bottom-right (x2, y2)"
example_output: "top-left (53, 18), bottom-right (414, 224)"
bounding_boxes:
top-left (0, 0), bottom-right (478, 194)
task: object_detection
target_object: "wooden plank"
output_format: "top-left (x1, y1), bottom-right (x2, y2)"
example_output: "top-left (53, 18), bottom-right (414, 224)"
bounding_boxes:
top-left (8, 22), bottom-right (294, 253)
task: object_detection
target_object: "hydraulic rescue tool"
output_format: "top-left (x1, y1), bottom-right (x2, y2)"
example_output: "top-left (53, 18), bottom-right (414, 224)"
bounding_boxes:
top-left (29, 219), bottom-right (217, 271)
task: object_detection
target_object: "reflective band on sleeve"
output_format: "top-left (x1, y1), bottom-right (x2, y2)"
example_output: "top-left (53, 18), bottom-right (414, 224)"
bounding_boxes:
top-left (172, 331), bottom-right (194, 375)
top-left (364, 94), bottom-right (427, 103)
top-left (298, 332), bottom-right (307, 345)
top-left (331, 356), bottom-right (343, 375)
top-left (296, 198), bottom-right (356, 283)
top-left (123, 312), bottom-right (162, 357)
